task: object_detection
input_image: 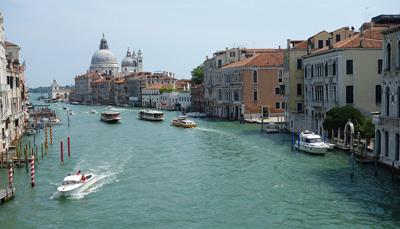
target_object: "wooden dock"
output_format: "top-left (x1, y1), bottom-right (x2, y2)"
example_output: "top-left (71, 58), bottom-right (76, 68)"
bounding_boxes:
top-left (0, 188), bottom-right (15, 204)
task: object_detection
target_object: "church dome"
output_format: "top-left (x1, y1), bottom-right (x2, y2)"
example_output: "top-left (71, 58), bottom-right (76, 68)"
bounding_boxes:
top-left (91, 49), bottom-right (118, 66)
top-left (121, 48), bottom-right (135, 67)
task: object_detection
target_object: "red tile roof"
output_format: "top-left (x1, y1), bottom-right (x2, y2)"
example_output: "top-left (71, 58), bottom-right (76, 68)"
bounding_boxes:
top-left (313, 29), bottom-right (383, 54)
top-left (78, 72), bottom-right (101, 78)
top-left (4, 41), bottom-right (18, 46)
top-left (290, 40), bottom-right (308, 50)
top-left (143, 84), bottom-right (170, 90)
top-left (220, 53), bottom-right (283, 69)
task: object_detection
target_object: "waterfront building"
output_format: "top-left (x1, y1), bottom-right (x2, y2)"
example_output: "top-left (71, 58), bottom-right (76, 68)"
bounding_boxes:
top-left (283, 27), bottom-right (354, 133)
top-left (373, 24), bottom-right (400, 167)
top-left (217, 52), bottom-right (284, 119)
top-left (302, 28), bottom-right (383, 135)
top-left (203, 46), bottom-right (283, 117)
top-left (142, 84), bottom-right (169, 107)
top-left (114, 77), bottom-right (126, 105)
top-left (89, 34), bottom-right (119, 76)
top-left (74, 72), bottom-right (101, 103)
top-left (121, 48), bottom-right (143, 74)
top-left (0, 13), bottom-right (27, 153)
top-left (48, 78), bottom-right (72, 101)
top-left (191, 84), bottom-right (204, 112)
top-left (91, 75), bottom-right (114, 105)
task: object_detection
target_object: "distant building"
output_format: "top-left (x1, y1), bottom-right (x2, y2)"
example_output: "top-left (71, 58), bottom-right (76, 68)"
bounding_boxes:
top-left (142, 84), bottom-right (169, 107)
top-left (48, 78), bottom-right (72, 101)
top-left (89, 34), bottom-right (119, 76)
top-left (74, 72), bottom-right (101, 103)
top-left (121, 48), bottom-right (143, 74)
top-left (191, 84), bottom-right (204, 112)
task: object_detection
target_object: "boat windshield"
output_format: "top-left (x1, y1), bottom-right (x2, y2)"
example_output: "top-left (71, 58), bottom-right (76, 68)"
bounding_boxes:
top-left (306, 138), bottom-right (322, 143)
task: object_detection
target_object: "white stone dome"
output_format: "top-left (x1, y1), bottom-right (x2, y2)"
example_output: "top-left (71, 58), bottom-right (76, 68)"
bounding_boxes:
top-left (91, 49), bottom-right (118, 66)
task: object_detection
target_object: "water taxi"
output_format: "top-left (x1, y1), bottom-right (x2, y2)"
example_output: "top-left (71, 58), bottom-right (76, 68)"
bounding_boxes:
top-left (265, 121), bottom-right (279, 133)
top-left (138, 110), bottom-right (164, 121)
top-left (100, 111), bottom-right (121, 123)
top-left (171, 116), bottom-right (197, 128)
top-left (294, 130), bottom-right (329, 155)
top-left (57, 173), bottom-right (97, 196)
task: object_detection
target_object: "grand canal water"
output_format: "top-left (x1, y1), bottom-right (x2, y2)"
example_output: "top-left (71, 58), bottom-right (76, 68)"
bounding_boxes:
top-left (1, 98), bottom-right (400, 228)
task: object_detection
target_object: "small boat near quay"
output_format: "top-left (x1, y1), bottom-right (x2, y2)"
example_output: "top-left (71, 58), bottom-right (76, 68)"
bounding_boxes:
top-left (171, 116), bottom-right (196, 128)
top-left (26, 129), bottom-right (36, 135)
top-left (294, 130), bottom-right (330, 155)
top-left (265, 121), bottom-right (279, 133)
top-left (57, 173), bottom-right (97, 196)
top-left (138, 110), bottom-right (164, 121)
top-left (101, 111), bottom-right (121, 123)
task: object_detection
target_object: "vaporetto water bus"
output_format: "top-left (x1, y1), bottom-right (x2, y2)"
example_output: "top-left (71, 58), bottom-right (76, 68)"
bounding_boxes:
top-left (138, 110), bottom-right (164, 121)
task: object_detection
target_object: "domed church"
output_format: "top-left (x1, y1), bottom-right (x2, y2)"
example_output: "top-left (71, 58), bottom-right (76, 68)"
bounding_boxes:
top-left (121, 48), bottom-right (143, 73)
top-left (89, 34), bottom-right (119, 76)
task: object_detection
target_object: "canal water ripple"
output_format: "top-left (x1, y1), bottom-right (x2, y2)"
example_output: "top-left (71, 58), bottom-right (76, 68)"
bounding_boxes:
top-left (1, 98), bottom-right (400, 228)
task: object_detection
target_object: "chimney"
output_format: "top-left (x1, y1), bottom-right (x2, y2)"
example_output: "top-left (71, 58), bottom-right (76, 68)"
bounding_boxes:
top-left (173, 81), bottom-right (175, 91)
top-left (328, 38), bottom-right (333, 49)
top-left (360, 40), bottom-right (364, 48)
top-left (287, 39), bottom-right (291, 49)
top-left (206, 55), bottom-right (208, 60)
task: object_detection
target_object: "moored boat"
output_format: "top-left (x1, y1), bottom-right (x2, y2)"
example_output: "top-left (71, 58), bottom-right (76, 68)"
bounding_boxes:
top-left (265, 121), bottom-right (279, 133)
top-left (171, 116), bottom-right (196, 128)
top-left (26, 129), bottom-right (36, 135)
top-left (57, 173), bottom-right (97, 196)
top-left (294, 130), bottom-right (329, 155)
top-left (138, 110), bottom-right (164, 121)
top-left (100, 111), bottom-right (121, 123)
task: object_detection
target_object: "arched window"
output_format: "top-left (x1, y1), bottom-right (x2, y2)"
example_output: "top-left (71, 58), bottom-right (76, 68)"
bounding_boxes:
top-left (386, 43), bottom-right (391, 71)
top-left (333, 60), bottom-right (336, 75)
top-left (396, 133), bottom-right (400, 161)
top-left (325, 62), bottom-right (328, 76)
top-left (386, 87), bottom-right (390, 116)
top-left (252, 70), bottom-right (258, 84)
top-left (311, 65), bottom-right (314, 77)
top-left (253, 88), bottom-right (258, 101)
top-left (385, 131), bottom-right (389, 157)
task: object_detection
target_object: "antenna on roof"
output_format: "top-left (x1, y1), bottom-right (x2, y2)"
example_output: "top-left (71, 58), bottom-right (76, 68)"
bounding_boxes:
top-left (364, 7), bottom-right (370, 22)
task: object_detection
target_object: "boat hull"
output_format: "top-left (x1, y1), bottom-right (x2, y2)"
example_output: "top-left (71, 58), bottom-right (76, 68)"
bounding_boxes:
top-left (100, 118), bottom-right (120, 123)
top-left (57, 175), bottom-right (97, 196)
top-left (172, 122), bottom-right (197, 128)
top-left (294, 142), bottom-right (328, 155)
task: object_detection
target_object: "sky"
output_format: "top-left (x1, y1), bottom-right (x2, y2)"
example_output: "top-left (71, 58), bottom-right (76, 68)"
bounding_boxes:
top-left (2, 0), bottom-right (400, 88)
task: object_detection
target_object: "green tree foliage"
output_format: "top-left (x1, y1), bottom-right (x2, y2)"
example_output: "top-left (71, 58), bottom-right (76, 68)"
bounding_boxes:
top-left (159, 87), bottom-right (176, 94)
top-left (358, 117), bottom-right (375, 139)
top-left (191, 64), bottom-right (204, 86)
top-left (323, 106), bottom-right (365, 133)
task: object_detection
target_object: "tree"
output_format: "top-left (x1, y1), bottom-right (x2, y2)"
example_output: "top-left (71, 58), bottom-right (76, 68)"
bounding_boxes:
top-left (323, 106), bottom-right (365, 133)
top-left (191, 64), bottom-right (204, 86)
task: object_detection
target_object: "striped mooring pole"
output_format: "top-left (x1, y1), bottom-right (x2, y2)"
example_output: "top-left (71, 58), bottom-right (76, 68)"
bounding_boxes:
top-left (8, 160), bottom-right (13, 189)
top-left (50, 123), bottom-right (53, 145)
top-left (30, 155), bottom-right (35, 186)
top-left (45, 125), bottom-right (48, 148)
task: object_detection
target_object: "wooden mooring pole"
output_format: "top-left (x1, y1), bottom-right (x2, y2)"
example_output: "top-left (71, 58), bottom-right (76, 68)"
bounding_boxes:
top-left (350, 153), bottom-right (354, 178)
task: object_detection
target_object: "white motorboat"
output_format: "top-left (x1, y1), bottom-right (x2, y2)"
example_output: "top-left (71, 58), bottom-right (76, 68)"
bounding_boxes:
top-left (138, 110), bottom-right (164, 121)
top-left (294, 130), bottom-right (330, 155)
top-left (105, 106), bottom-right (115, 110)
top-left (171, 116), bottom-right (197, 128)
top-left (101, 111), bottom-right (121, 123)
top-left (67, 110), bottom-right (74, 115)
top-left (90, 109), bottom-right (97, 114)
top-left (26, 129), bottom-right (36, 135)
top-left (265, 121), bottom-right (279, 133)
top-left (57, 173), bottom-right (97, 196)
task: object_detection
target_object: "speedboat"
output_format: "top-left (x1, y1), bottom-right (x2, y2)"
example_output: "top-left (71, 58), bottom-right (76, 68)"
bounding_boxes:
top-left (265, 121), bottom-right (279, 133)
top-left (101, 111), bottom-right (121, 123)
top-left (105, 106), bottom-right (115, 110)
top-left (90, 109), bottom-right (97, 114)
top-left (57, 173), bottom-right (97, 196)
top-left (294, 130), bottom-right (329, 155)
top-left (138, 110), bottom-right (164, 121)
top-left (63, 106), bottom-right (68, 110)
top-left (171, 116), bottom-right (196, 128)
top-left (67, 110), bottom-right (74, 115)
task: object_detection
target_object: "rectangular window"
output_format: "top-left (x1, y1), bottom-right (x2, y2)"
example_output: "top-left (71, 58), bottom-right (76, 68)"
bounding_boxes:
top-left (378, 59), bottom-right (383, 74)
top-left (218, 60), bottom-right (222, 68)
top-left (297, 102), bottom-right (303, 112)
top-left (282, 102), bottom-right (285, 109)
top-left (325, 40), bottom-right (329, 46)
top-left (275, 88), bottom-right (280, 95)
top-left (376, 85), bottom-right (382, 103)
top-left (346, 60), bottom-right (353, 74)
top-left (230, 52), bottom-right (235, 57)
top-left (297, 59), bottom-right (302, 70)
top-left (297, 83), bottom-right (302, 96)
top-left (275, 102), bottom-right (280, 109)
top-left (346, 86), bottom-right (354, 104)
top-left (318, 40), bottom-right (323, 49)
top-left (336, 34), bottom-right (341, 42)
